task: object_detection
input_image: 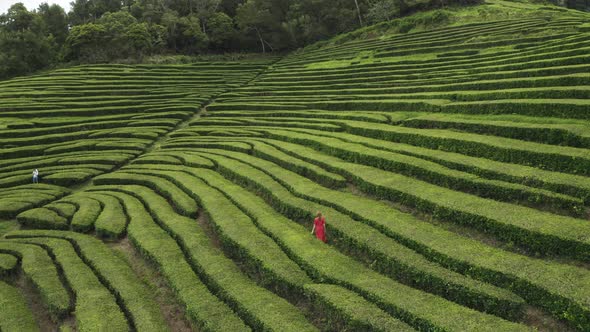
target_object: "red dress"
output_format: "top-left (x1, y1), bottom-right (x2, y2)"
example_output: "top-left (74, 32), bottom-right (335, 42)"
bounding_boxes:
top-left (314, 217), bottom-right (326, 242)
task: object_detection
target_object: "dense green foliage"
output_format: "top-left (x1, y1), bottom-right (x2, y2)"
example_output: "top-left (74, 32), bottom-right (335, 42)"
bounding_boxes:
top-left (0, 280), bottom-right (39, 331)
top-left (0, 2), bottom-right (589, 331)
top-left (0, 0), bottom-right (489, 79)
top-left (3, 0), bottom-right (589, 78)
top-left (0, 3), bottom-right (61, 78)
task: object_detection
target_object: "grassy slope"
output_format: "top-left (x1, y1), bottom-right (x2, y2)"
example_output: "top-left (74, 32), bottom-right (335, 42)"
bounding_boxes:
top-left (302, 0), bottom-right (588, 68)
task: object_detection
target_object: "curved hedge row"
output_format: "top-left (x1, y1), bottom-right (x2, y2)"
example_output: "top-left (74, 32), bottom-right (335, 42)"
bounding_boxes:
top-left (2, 12), bottom-right (590, 332)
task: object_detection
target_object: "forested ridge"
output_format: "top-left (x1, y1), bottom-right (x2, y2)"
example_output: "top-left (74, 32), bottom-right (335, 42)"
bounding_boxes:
top-left (2, 0), bottom-right (579, 79)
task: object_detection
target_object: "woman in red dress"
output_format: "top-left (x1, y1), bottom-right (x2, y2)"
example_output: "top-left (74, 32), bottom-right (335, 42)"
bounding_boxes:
top-left (311, 211), bottom-right (327, 242)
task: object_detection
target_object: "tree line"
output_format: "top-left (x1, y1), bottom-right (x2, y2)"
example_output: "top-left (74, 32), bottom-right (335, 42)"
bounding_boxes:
top-left (6, 0), bottom-right (580, 79)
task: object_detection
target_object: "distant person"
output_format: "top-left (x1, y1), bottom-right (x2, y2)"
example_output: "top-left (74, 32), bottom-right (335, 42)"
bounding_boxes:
top-left (32, 169), bottom-right (39, 183)
top-left (311, 211), bottom-right (327, 243)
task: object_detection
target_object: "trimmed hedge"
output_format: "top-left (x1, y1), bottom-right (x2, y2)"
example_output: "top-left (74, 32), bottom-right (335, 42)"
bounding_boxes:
top-left (270, 129), bottom-right (590, 203)
top-left (176, 165), bottom-right (528, 331)
top-left (17, 208), bottom-right (69, 230)
top-left (69, 197), bottom-right (102, 233)
top-left (191, 150), bottom-right (527, 321)
top-left (90, 184), bottom-right (318, 332)
top-left (263, 132), bottom-right (590, 258)
top-left (94, 172), bottom-right (198, 218)
top-left (401, 114), bottom-right (590, 148)
top-left (161, 138), bottom-right (346, 189)
top-left (0, 200), bottom-right (42, 219)
top-left (335, 121), bottom-right (590, 176)
top-left (239, 74), bottom-right (590, 96)
top-left (132, 155), bottom-right (184, 165)
top-left (209, 110), bottom-right (391, 123)
top-left (207, 102), bottom-right (307, 112)
top-left (2, 18), bottom-right (589, 332)
top-left (243, 72), bottom-right (590, 96)
top-left (304, 284), bottom-right (415, 332)
top-left (0, 241), bottom-right (71, 318)
top-left (251, 52), bottom-right (590, 83)
top-left (249, 141), bottom-right (346, 189)
top-left (193, 117), bottom-right (344, 132)
top-left (0, 185), bottom-right (70, 219)
top-left (241, 131), bottom-right (584, 215)
top-left (11, 237), bottom-right (129, 331)
top-left (0, 280), bottom-right (39, 331)
top-left (241, 139), bottom-right (590, 330)
top-left (6, 231), bottom-right (169, 332)
top-left (262, 52), bottom-right (590, 86)
top-left (119, 168), bottom-right (313, 293)
top-left (164, 139), bottom-right (253, 152)
top-left (44, 171), bottom-right (96, 187)
top-left (136, 151), bottom-right (216, 168)
top-left (84, 193), bottom-right (127, 238)
top-left (444, 99), bottom-right (590, 120)
top-left (46, 202), bottom-right (78, 219)
top-left (0, 253), bottom-right (18, 276)
top-left (95, 190), bottom-right (250, 331)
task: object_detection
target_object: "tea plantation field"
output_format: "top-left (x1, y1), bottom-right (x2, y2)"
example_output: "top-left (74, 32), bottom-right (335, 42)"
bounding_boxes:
top-left (1, 3), bottom-right (589, 331)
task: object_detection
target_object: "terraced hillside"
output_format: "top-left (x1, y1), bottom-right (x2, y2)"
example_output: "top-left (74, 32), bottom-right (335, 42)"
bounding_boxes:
top-left (1, 3), bottom-right (590, 332)
top-left (0, 62), bottom-right (273, 220)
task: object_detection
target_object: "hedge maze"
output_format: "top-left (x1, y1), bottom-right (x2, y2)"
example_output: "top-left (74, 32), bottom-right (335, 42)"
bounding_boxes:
top-left (1, 7), bottom-right (590, 332)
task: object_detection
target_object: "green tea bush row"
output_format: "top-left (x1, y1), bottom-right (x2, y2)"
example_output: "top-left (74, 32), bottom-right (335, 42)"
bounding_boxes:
top-left (17, 208), bottom-right (69, 230)
top-left (0, 253), bottom-right (18, 276)
top-left (84, 194), bottom-right (127, 238)
top-left (10, 237), bottom-right (128, 331)
top-left (337, 121), bottom-right (590, 175)
top-left (402, 116), bottom-right (590, 148)
top-left (193, 150), bottom-right (527, 320)
top-left (113, 168), bottom-right (312, 294)
top-left (264, 131), bottom-right (590, 259)
top-left (261, 54), bottom-right (590, 84)
top-left (6, 231), bottom-right (169, 331)
top-left (0, 280), bottom-right (39, 331)
top-left (235, 140), bottom-right (590, 329)
top-left (271, 129), bottom-right (590, 203)
top-left (93, 173), bottom-right (198, 217)
top-left (0, 241), bottom-right (71, 318)
top-left (182, 166), bottom-right (528, 331)
top-left (44, 202), bottom-right (78, 219)
top-left (303, 284), bottom-right (416, 332)
top-left (91, 185), bottom-right (317, 332)
top-left (96, 190), bottom-right (250, 331)
top-left (258, 129), bottom-right (584, 215)
top-left (57, 197), bottom-right (98, 232)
